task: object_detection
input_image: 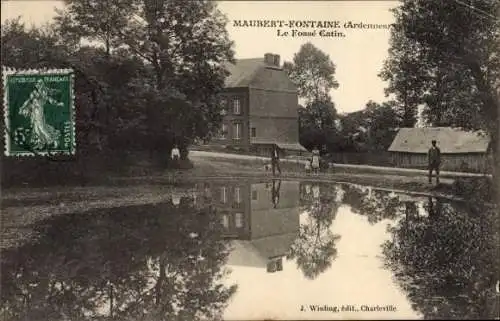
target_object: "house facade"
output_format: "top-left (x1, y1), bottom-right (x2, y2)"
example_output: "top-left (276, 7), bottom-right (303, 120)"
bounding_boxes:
top-left (388, 127), bottom-right (492, 173)
top-left (211, 53), bottom-right (307, 156)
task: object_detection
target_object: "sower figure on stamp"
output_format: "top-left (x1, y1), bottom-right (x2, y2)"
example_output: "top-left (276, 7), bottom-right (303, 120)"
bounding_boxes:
top-left (19, 79), bottom-right (64, 150)
top-left (428, 140), bottom-right (441, 185)
top-left (271, 145), bottom-right (281, 176)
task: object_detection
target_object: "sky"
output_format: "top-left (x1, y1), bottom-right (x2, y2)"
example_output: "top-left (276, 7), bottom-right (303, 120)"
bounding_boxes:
top-left (1, 0), bottom-right (399, 114)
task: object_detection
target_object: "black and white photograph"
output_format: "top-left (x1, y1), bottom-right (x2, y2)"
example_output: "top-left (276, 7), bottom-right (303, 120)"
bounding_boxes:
top-left (1, 0), bottom-right (499, 320)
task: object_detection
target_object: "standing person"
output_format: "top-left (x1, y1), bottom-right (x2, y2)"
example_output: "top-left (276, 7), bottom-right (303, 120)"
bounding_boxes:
top-left (271, 179), bottom-right (281, 209)
top-left (428, 140), bottom-right (441, 185)
top-left (311, 147), bottom-right (320, 175)
top-left (271, 145), bottom-right (281, 176)
top-left (171, 144), bottom-right (180, 166)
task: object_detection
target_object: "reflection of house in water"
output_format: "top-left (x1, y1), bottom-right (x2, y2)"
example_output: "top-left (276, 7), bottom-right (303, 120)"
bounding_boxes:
top-left (195, 180), bottom-right (300, 273)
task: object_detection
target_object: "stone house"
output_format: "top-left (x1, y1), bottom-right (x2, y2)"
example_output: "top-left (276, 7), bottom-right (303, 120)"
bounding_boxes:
top-left (211, 53), bottom-right (307, 156)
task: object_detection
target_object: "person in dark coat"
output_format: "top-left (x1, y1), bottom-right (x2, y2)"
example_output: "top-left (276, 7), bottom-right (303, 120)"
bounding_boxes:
top-left (271, 179), bottom-right (281, 209)
top-left (428, 140), bottom-right (441, 184)
top-left (271, 145), bottom-right (281, 176)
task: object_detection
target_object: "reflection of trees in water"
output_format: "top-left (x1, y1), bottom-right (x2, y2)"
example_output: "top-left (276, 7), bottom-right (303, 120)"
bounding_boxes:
top-left (0, 198), bottom-right (236, 321)
top-left (290, 183), bottom-right (342, 280)
top-left (383, 200), bottom-right (499, 319)
top-left (342, 185), bottom-right (404, 224)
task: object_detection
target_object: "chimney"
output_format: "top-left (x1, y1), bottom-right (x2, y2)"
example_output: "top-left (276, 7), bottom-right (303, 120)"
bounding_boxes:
top-left (264, 53), bottom-right (281, 67)
top-left (273, 54), bottom-right (280, 67)
top-left (264, 53), bottom-right (274, 65)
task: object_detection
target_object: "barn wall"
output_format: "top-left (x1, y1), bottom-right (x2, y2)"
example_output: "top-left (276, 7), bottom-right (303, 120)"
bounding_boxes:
top-left (392, 152), bottom-right (492, 173)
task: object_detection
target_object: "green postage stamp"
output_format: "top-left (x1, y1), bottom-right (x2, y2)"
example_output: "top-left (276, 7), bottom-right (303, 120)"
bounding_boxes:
top-left (3, 68), bottom-right (75, 156)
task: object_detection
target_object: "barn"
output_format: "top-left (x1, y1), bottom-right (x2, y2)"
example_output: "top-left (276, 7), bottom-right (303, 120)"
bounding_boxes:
top-left (388, 127), bottom-right (492, 173)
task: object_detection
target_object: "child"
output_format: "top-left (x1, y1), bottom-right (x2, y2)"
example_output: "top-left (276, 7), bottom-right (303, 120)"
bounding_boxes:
top-left (311, 148), bottom-right (320, 175)
top-left (305, 159), bottom-right (311, 174)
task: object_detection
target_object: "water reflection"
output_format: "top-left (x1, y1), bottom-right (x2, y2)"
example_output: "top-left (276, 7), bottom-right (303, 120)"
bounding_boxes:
top-left (0, 200), bottom-right (236, 321)
top-left (382, 199), bottom-right (499, 319)
top-left (290, 182), bottom-right (342, 280)
top-left (194, 180), bottom-right (342, 280)
top-left (195, 180), bottom-right (299, 274)
top-left (342, 184), bottom-right (404, 224)
top-left (341, 184), bottom-right (499, 318)
top-left (1, 180), bottom-right (498, 320)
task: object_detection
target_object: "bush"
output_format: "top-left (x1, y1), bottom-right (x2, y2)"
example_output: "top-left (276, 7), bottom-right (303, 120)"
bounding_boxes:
top-left (451, 177), bottom-right (494, 203)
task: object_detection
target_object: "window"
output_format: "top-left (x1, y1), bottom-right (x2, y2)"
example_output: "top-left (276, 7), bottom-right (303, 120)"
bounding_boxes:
top-left (221, 215), bottom-right (229, 228)
top-left (252, 190), bottom-right (258, 200)
top-left (235, 213), bottom-right (243, 228)
top-left (251, 127), bottom-right (256, 138)
top-left (233, 122), bottom-right (242, 140)
top-left (220, 187), bottom-right (227, 203)
top-left (234, 187), bottom-right (241, 203)
top-left (220, 124), bottom-right (228, 139)
top-left (220, 98), bottom-right (227, 115)
top-left (233, 98), bottom-right (241, 115)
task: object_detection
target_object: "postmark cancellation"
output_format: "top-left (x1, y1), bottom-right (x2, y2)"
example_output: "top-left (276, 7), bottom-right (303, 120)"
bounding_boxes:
top-left (3, 67), bottom-right (75, 157)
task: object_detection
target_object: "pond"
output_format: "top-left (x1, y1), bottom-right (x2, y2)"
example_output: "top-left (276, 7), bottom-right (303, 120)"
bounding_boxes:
top-left (1, 179), bottom-right (498, 320)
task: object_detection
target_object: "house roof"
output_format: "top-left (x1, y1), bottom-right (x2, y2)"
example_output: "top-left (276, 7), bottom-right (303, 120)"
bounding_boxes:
top-left (251, 232), bottom-right (298, 259)
top-left (250, 139), bottom-right (308, 152)
top-left (227, 233), bottom-right (298, 268)
top-left (224, 58), bottom-right (264, 88)
top-left (224, 57), bottom-right (297, 92)
top-left (388, 127), bottom-right (490, 154)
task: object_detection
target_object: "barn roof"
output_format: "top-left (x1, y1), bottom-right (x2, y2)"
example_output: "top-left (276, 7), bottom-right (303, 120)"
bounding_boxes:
top-left (388, 127), bottom-right (490, 154)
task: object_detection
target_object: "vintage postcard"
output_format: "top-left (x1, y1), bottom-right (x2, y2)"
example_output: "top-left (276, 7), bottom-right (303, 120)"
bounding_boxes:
top-left (1, 1), bottom-right (499, 320)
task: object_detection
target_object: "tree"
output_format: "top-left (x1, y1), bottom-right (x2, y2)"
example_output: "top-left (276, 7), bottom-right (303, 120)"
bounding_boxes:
top-left (379, 24), bottom-right (426, 127)
top-left (338, 100), bottom-right (399, 152)
top-left (363, 100), bottom-right (400, 150)
top-left (284, 43), bottom-right (340, 153)
top-left (298, 97), bottom-right (339, 151)
top-left (54, 0), bottom-right (235, 156)
top-left (284, 42), bottom-right (339, 104)
top-left (383, 0), bottom-right (500, 197)
top-left (54, 0), bottom-right (138, 55)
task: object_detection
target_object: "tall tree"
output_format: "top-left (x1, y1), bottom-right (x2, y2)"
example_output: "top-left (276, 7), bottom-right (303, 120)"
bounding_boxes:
top-left (379, 25), bottom-right (426, 127)
top-left (284, 42), bottom-right (339, 104)
top-left (284, 43), bottom-right (340, 152)
top-left (54, 0), bottom-right (138, 55)
top-left (54, 0), bottom-right (235, 155)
